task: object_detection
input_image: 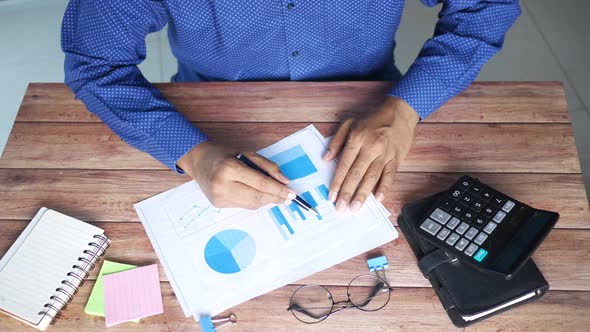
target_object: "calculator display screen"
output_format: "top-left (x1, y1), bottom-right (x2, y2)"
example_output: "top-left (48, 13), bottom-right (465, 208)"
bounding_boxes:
top-left (490, 211), bottom-right (558, 275)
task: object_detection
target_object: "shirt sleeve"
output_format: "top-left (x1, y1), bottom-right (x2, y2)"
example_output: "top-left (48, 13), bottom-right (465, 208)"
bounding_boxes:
top-left (61, 0), bottom-right (207, 172)
top-left (389, 0), bottom-right (521, 119)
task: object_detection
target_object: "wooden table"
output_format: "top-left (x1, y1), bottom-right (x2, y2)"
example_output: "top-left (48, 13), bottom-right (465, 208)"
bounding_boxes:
top-left (0, 82), bottom-right (588, 331)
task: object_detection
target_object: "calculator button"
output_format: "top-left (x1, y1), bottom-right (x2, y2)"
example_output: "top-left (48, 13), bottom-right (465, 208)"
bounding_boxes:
top-left (468, 183), bottom-right (482, 195)
top-left (483, 221), bottom-right (497, 234)
top-left (451, 205), bottom-right (464, 217)
top-left (482, 206), bottom-right (495, 218)
top-left (430, 208), bottom-right (451, 224)
top-left (440, 198), bottom-right (454, 211)
top-left (481, 189), bottom-right (494, 201)
top-left (455, 238), bottom-right (469, 251)
top-left (474, 248), bottom-right (488, 262)
top-left (473, 217), bottom-right (487, 229)
top-left (456, 222), bottom-right (469, 235)
top-left (465, 227), bottom-right (478, 240)
top-left (502, 200), bottom-right (516, 213)
top-left (437, 228), bottom-right (451, 241)
top-left (462, 210), bottom-right (475, 223)
top-left (461, 195), bottom-right (474, 206)
top-left (472, 199), bottom-right (485, 211)
top-left (447, 217), bottom-right (461, 230)
top-left (458, 176), bottom-right (472, 190)
top-left (446, 233), bottom-right (460, 246)
top-left (420, 219), bottom-right (442, 235)
top-left (464, 243), bottom-right (479, 256)
top-left (491, 194), bottom-right (505, 207)
top-left (493, 210), bottom-right (507, 223)
top-left (449, 189), bottom-right (463, 200)
top-left (474, 233), bottom-right (488, 245)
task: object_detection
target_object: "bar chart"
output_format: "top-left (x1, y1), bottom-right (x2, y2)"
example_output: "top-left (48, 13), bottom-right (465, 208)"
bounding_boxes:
top-left (268, 145), bottom-right (318, 180)
top-left (267, 184), bottom-right (334, 240)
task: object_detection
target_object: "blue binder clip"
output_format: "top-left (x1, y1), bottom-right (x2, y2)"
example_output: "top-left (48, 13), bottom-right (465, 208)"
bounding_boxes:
top-left (367, 255), bottom-right (389, 283)
top-left (367, 256), bottom-right (389, 272)
top-left (199, 313), bottom-right (237, 332)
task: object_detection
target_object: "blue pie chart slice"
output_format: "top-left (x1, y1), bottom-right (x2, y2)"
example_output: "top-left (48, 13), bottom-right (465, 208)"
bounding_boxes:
top-left (204, 229), bottom-right (256, 274)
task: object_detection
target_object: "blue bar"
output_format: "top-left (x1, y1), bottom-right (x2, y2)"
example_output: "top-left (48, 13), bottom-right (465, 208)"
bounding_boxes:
top-left (268, 145), bottom-right (306, 165)
top-left (268, 145), bottom-right (318, 180)
top-left (301, 191), bottom-right (322, 220)
top-left (301, 191), bottom-right (317, 208)
top-left (289, 201), bottom-right (306, 221)
top-left (315, 184), bottom-right (329, 201)
top-left (270, 206), bottom-right (294, 235)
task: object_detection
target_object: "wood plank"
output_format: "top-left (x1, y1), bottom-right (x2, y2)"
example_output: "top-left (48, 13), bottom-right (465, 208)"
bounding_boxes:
top-left (1, 222), bottom-right (588, 291)
top-left (0, 122), bottom-right (581, 173)
top-left (16, 82), bottom-right (569, 123)
top-left (0, 170), bottom-right (587, 228)
top-left (0, 282), bottom-right (588, 331)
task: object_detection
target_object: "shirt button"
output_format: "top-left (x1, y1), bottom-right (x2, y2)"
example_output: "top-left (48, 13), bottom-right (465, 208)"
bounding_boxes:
top-left (287, 3), bottom-right (295, 9)
top-left (291, 50), bottom-right (300, 57)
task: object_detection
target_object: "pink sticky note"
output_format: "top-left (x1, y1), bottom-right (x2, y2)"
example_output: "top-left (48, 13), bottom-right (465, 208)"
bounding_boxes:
top-left (103, 264), bottom-right (163, 327)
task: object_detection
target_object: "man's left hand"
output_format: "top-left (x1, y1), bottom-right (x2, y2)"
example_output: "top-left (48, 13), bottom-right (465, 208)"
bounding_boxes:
top-left (324, 96), bottom-right (420, 213)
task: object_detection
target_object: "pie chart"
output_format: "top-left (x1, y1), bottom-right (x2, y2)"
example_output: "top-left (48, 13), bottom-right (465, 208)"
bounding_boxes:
top-left (204, 229), bottom-right (256, 274)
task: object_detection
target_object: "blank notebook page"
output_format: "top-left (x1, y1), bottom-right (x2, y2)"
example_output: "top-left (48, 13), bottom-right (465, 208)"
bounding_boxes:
top-left (0, 209), bottom-right (103, 325)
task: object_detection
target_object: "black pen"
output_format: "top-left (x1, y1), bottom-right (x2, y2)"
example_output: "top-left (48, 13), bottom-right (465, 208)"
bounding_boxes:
top-left (235, 153), bottom-right (320, 216)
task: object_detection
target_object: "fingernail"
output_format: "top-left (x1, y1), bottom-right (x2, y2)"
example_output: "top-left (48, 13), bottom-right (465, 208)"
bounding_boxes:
top-left (350, 200), bottom-right (362, 213)
top-left (279, 173), bottom-right (290, 183)
top-left (336, 198), bottom-right (347, 213)
top-left (376, 192), bottom-right (385, 202)
top-left (287, 192), bottom-right (297, 200)
top-left (329, 191), bottom-right (338, 203)
top-left (323, 150), bottom-right (332, 161)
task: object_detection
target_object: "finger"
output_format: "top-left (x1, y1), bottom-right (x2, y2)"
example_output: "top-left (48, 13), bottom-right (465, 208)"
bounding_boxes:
top-left (243, 152), bottom-right (290, 184)
top-left (329, 135), bottom-right (362, 205)
top-left (233, 160), bottom-right (296, 201)
top-left (350, 158), bottom-right (386, 213)
top-left (226, 181), bottom-right (288, 210)
top-left (335, 150), bottom-right (375, 213)
top-left (374, 160), bottom-right (399, 203)
top-left (323, 118), bottom-right (353, 162)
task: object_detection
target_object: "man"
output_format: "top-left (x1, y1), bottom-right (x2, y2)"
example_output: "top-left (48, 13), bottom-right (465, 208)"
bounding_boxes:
top-left (62, 0), bottom-right (520, 212)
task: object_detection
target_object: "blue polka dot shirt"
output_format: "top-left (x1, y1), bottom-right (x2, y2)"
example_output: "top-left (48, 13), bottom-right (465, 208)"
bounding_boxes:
top-left (61, 0), bottom-right (520, 172)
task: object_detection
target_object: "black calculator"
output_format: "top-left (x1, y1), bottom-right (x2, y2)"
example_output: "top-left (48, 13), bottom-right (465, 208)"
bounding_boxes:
top-left (416, 175), bottom-right (559, 278)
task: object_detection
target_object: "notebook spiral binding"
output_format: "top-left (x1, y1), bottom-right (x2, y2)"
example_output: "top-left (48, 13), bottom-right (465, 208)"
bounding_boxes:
top-left (38, 234), bottom-right (110, 325)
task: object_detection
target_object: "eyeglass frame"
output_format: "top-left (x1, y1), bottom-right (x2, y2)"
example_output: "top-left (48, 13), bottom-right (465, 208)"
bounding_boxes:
top-left (287, 273), bottom-right (394, 324)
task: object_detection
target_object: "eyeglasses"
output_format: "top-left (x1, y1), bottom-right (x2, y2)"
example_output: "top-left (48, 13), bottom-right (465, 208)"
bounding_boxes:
top-left (287, 274), bottom-right (393, 324)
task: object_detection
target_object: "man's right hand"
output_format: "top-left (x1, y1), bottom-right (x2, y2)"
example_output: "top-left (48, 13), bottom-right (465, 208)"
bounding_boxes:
top-left (177, 142), bottom-right (296, 209)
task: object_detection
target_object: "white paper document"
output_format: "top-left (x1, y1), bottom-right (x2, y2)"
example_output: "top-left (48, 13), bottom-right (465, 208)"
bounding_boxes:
top-left (135, 125), bottom-right (398, 317)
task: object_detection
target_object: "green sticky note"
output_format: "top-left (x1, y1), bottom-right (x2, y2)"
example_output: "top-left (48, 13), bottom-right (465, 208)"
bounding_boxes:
top-left (85, 260), bottom-right (140, 322)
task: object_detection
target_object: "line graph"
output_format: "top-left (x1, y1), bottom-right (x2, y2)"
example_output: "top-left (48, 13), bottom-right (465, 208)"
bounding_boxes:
top-left (179, 203), bottom-right (221, 227)
top-left (163, 187), bottom-right (243, 239)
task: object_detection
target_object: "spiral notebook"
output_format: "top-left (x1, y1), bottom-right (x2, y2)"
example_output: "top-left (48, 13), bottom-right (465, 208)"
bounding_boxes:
top-left (0, 208), bottom-right (110, 331)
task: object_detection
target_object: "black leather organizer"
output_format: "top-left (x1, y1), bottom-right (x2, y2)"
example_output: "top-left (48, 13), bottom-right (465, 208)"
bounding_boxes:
top-left (397, 194), bottom-right (549, 327)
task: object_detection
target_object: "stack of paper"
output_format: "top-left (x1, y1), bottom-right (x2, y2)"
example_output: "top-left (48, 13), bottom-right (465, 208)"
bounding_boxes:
top-left (135, 125), bottom-right (398, 319)
top-left (85, 262), bottom-right (163, 327)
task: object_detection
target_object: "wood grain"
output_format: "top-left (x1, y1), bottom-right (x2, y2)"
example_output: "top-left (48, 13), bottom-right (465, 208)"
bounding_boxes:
top-left (1, 221), bottom-right (587, 291)
top-left (1, 81), bottom-right (587, 331)
top-left (0, 283), bottom-right (588, 332)
top-left (0, 170), bottom-right (587, 228)
top-left (16, 82), bottom-right (570, 123)
top-left (0, 122), bottom-right (581, 173)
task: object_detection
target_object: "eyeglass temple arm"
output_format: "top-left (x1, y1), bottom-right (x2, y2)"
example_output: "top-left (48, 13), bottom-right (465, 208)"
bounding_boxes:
top-left (352, 281), bottom-right (386, 308)
top-left (287, 303), bottom-right (331, 320)
top-left (288, 302), bottom-right (357, 320)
